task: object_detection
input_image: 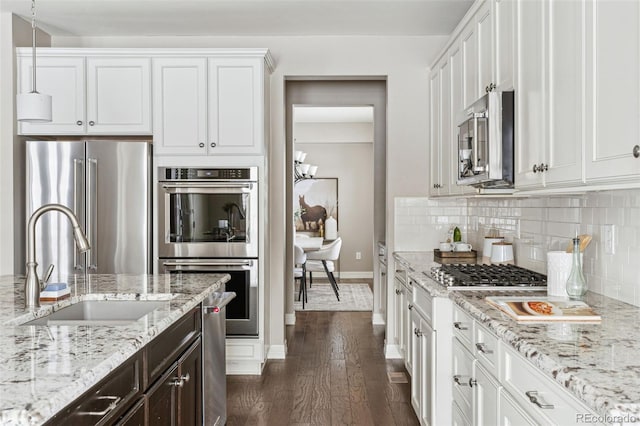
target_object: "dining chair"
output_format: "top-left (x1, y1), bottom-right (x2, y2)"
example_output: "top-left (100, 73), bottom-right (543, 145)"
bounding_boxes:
top-left (294, 245), bottom-right (308, 308)
top-left (305, 237), bottom-right (342, 301)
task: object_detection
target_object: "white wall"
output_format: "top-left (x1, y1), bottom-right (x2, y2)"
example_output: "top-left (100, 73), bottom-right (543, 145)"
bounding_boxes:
top-left (1, 33), bottom-right (447, 351)
top-left (295, 121), bottom-right (373, 144)
top-left (395, 189), bottom-right (640, 307)
top-left (0, 13), bottom-right (49, 275)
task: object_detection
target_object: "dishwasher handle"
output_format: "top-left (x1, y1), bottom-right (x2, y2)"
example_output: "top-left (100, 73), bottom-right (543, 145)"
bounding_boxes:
top-left (203, 292), bottom-right (236, 314)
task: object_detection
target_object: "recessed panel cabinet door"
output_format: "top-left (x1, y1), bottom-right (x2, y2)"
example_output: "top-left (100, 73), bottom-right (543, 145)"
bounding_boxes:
top-left (153, 58), bottom-right (208, 155)
top-left (544, 0), bottom-right (584, 187)
top-left (208, 58), bottom-right (264, 154)
top-left (514, 0), bottom-right (545, 189)
top-left (18, 56), bottom-right (85, 135)
top-left (585, 0), bottom-right (640, 182)
top-left (439, 59), bottom-right (452, 196)
top-left (86, 58), bottom-right (151, 134)
top-left (147, 363), bottom-right (178, 426)
top-left (477, 1), bottom-right (493, 94)
top-left (429, 69), bottom-right (442, 196)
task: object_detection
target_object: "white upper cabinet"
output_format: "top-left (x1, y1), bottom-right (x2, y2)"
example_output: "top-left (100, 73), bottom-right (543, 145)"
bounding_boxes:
top-left (476, 1), bottom-right (494, 96)
top-left (17, 53), bottom-right (151, 135)
top-left (153, 55), bottom-right (268, 156)
top-left (152, 58), bottom-right (208, 155)
top-left (515, 0), bottom-right (584, 190)
top-left (86, 58), bottom-right (151, 134)
top-left (429, 69), bottom-right (442, 196)
top-left (494, 0), bottom-right (515, 90)
top-left (18, 56), bottom-right (85, 135)
top-left (461, 22), bottom-right (479, 109)
top-left (208, 58), bottom-right (264, 155)
top-left (584, 0), bottom-right (640, 182)
top-left (514, 0), bottom-right (545, 189)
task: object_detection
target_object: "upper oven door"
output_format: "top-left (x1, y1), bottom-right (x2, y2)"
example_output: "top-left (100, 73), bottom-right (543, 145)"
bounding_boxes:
top-left (158, 181), bottom-right (258, 258)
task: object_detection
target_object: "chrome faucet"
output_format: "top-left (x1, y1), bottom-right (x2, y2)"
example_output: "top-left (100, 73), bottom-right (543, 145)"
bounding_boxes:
top-left (25, 203), bottom-right (90, 309)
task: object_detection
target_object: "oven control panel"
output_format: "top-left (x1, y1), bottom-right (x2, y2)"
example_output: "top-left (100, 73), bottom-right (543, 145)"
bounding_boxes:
top-left (161, 167), bottom-right (256, 181)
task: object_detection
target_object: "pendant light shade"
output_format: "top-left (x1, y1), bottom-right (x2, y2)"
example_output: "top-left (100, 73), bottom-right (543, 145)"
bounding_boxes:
top-left (17, 92), bottom-right (52, 122)
top-left (17, 0), bottom-right (52, 123)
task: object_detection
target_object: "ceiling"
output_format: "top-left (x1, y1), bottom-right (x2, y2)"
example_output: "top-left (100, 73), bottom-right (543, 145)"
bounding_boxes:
top-left (0, 0), bottom-right (473, 37)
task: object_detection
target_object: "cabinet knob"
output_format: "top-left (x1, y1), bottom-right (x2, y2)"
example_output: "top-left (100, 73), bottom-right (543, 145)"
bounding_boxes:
top-left (76, 121), bottom-right (83, 126)
top-left (408, 303), bottom-right (413, 311)
top-left (532, 164), bottom-right (539, 173)
top-left (89, 121), bottom-right (95, 126)
top-left (541, 163), bottom-right (548, 172)
top-left (210, 142), bottom-right (217, 148)
top-left (468, 378), bottom-right (477, 387)
top-left (395, 289), bottom-right (401, 295)
top-left (199, 143), bottom-right (205, 148)
top-left (634, 145), bottom-right (640, 158)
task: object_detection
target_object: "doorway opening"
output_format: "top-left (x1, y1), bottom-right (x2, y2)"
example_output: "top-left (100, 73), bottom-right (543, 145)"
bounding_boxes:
top-left (285, 79), bottom-right (387, 321)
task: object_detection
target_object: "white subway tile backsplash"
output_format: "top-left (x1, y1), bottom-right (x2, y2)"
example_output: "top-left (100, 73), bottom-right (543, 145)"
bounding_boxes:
top-left (395, 188), bottom-right (640, 307)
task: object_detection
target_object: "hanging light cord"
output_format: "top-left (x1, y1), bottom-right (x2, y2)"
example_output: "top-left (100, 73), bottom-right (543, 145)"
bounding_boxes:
top-left (30, 0), bottom-right (38, 94)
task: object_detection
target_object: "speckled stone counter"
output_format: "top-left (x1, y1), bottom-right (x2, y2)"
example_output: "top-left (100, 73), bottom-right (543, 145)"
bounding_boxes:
top-left (0, 273), bottom-right (229, 425)
top-left (394, 251), bottom-right (640, 421)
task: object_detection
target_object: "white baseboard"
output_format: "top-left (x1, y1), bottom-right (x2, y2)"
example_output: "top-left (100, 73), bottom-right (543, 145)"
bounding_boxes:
top-left (385, 344), bottom-right (403, 359)
top-left (338, 271), bottom-right (373, 279)
top-left (267, 344), bottom-right (287, 359)
top-left (285, 313), bottom-right (296, 325)
top-left (372, 312), bottom-right (385, 325)
top-left (226, 360), bottom-right (264, 375)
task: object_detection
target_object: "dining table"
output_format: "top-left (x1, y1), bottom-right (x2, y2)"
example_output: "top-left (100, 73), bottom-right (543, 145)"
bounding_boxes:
top-left (294, 236), bottom-right (324, 252)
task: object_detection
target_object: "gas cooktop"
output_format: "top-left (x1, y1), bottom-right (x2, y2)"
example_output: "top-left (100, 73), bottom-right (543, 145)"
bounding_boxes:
top-left (428, 264), bottom-right (547, 290)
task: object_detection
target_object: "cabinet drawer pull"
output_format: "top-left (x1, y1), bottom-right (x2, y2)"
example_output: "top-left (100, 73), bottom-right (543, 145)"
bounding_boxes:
top-left (76, 120), bottom-right (83, 126)
top-left (89, 121), bottom-right (95, 126)
top-left (475, 342), bottom-right (493, 354)
top-left (634, 145), bottom-right (640, 158)
top-left (453, 322), bottom-right (468, 331)
top-left (78, 395), bottom-right (122, 416)
top-left (525, 391), bottom-right (554, 409)
top-left (453, 375), bottom-right (470, 386)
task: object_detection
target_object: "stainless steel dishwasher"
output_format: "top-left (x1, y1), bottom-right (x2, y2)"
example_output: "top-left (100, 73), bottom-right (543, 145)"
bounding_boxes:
top-left (202, 291), bottom-right (236, 426)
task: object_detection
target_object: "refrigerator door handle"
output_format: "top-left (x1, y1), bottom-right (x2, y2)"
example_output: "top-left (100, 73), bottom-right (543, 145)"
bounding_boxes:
top-left (73, 158), bottom-right (84, 271)
top-left (203, 292), bottom-right (237, 314)
top-left (87, 158), bottom-right (98, 271)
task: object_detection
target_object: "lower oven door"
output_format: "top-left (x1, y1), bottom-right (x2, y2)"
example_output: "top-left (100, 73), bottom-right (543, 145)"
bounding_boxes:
top-left (159, 258), bottom-right (258, 337)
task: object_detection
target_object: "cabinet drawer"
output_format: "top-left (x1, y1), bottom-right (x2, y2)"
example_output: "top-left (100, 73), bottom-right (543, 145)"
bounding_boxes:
top-left (45, 352), bottom-right (142, 426)
top-left (501, 344), bottom-right (601, 425)
top-left (453, 305), bottom-right (474, 350)
top-left (473, 322), bottom-right (498, 376)
top-left (146, 306), bottom-right (201, 387)
top-left (412, 282), bottom-right (432, 323)
top-left (452, 338), bottom-right (474, 421)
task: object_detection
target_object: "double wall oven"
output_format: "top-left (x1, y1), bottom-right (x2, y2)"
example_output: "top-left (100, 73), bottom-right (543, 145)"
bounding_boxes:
top-left (158, 167), bottom-right (259, 337)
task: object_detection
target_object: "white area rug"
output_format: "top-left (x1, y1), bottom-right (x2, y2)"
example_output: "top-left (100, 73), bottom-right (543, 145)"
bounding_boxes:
top-left (294, 283), bottom-right (373, 311)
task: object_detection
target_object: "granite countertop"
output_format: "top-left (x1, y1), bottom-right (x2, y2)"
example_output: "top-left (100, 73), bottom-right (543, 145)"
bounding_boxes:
top-left (0, 273), bottom-right (230, 425)
top-left (393, 251), bottom-right (640, 421)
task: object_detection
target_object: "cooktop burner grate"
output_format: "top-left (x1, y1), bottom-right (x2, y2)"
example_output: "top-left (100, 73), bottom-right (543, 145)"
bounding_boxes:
top-left (429, 263), bottom-right (547, 289)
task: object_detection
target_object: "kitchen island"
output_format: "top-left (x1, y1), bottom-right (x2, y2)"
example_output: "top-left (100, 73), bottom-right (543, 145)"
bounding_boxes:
top-left (394, 251), bottom-right (640, 424)
top-left (0, 273), bottom-right (230, 425)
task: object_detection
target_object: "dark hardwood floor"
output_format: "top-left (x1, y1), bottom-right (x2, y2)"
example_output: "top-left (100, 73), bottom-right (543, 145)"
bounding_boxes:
top-left (226, 310), bottom-right (419, 425)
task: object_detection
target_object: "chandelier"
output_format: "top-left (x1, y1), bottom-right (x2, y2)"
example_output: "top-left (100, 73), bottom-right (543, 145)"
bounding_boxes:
top-left (294, 150), bottom-right (318, 183)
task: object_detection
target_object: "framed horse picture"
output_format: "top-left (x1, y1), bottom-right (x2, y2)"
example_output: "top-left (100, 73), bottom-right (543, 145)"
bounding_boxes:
top-left (294, 178), bottom-right (338, 235)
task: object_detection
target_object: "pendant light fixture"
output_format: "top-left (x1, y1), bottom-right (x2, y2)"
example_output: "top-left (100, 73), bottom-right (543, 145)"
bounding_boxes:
top-left (16, 0), bottom-right (52, 123)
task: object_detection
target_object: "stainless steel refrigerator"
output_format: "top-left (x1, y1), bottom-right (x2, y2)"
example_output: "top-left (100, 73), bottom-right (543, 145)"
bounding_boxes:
top-left (26, 140), bottom-right (151, 281)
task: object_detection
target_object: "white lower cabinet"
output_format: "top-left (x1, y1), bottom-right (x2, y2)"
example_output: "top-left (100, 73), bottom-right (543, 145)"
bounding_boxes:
top-left (450, 305), bottom-right (603, 426)
top-left (410, 308), bottom-right (434, 426)
top-left (499, 389), bottom-right (537, 426)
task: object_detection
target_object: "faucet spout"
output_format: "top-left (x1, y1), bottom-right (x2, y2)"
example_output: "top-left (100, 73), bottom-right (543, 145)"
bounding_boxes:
top-left (25, 203), bottom-right (90, 309)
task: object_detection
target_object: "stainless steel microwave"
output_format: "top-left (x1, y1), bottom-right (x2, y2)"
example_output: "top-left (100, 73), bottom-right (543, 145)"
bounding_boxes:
top-left (457, 91), bottom-right (514, 189)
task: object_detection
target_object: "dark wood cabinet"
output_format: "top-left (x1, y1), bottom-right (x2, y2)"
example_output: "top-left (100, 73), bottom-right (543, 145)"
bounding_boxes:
top-left (45, 306), bottom-right (203, 426)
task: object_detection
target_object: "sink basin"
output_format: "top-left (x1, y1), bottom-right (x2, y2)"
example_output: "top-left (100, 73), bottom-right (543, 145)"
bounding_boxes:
top-left (23, 300), bottom-right (168, 326)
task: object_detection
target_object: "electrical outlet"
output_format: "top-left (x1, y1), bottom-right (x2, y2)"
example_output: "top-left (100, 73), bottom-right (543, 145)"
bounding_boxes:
top-left (356, 251), bottom-right (362, 260)
top-left (603, 224), bottom-right (615, 255)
